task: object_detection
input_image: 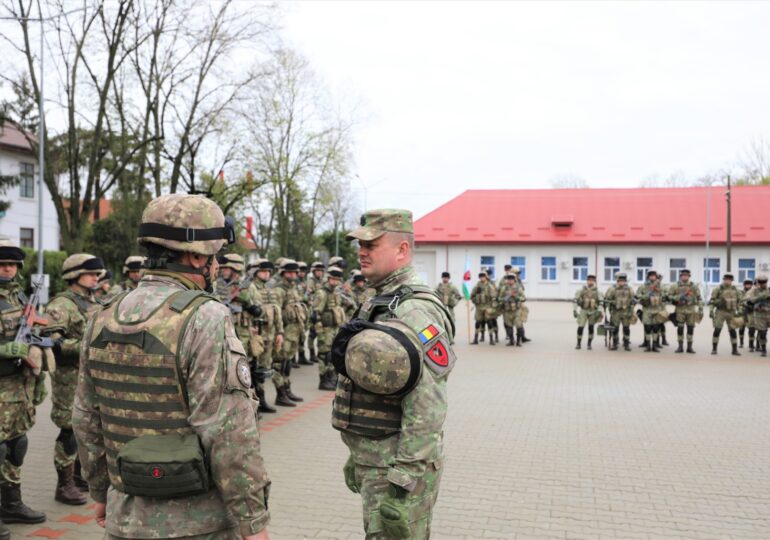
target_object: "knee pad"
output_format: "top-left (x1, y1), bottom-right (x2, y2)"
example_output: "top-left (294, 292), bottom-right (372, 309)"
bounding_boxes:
top-left (729, 328), bottom-right (737, 338)
top-left (713, 328), bottom-right (721, 338)
top-left (7, 434), bottom-right (28, 467)
top-left (687, 325), bottom-right (695, 334)
top-left (318, 352), bottom-right (328, 364)
top-left (56, 428), bottom-right (77, 455)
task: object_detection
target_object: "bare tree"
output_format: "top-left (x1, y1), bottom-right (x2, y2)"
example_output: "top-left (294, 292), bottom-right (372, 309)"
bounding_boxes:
top-left (737, 136), bottom-right (770, 185)
top-left (549, 173), bottom-right (588, 189)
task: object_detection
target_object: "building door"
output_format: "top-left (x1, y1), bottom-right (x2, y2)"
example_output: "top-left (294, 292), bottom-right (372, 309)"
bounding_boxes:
top-left (413, 250), bottom-right (437, 285)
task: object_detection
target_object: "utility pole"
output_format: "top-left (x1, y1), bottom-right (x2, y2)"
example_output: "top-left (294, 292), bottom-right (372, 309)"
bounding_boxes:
top-left (726, 175), bottom-right (732, 273)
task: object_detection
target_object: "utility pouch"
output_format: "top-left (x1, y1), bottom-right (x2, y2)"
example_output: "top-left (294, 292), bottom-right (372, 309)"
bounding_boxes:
top-left (117, 433), bottom-right (209, 499)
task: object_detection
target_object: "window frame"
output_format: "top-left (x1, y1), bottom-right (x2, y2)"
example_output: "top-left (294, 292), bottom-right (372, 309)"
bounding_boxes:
top-left (572, 256), bottom-right (589, 282)
top-left (738, 258), bottom-right (756, 283)
top-left (703, 257), bottom-right (720, 284)
top-left (510, 256), bottom-right (526, 281)
top-left (19, 227), bottom-right (34, 249)
top-left (480, 255), bottom-right (496, 280)
top-left (19, 162), bottom-right (35, 199)
top-left (635, 256), bottom-right (653, 283)
top-left (669, 257), bottom-right (687, 283)
top-left (540, 256), bottom-right (557, 282)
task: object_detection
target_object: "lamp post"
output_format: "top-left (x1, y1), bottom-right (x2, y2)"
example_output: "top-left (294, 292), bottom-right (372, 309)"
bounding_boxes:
top-left (726, 175), bottom-right (732, 273)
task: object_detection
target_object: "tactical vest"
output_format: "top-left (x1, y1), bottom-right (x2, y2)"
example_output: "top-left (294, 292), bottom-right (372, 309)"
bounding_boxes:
top-left (332, 284), bottom-right (453, 439)
top-left (473, 283), bottom-right (493, 305)
top-left (320, 286), bottom-right (345, 327)
top-left (281, 283), bottom-right (307, 325)
top-left (579, 288), bottom-right (599, 310)
top-left (253, 282), bottom-right (280, 330)
top-left (672, 282), bottom-right (699, 306)
top-left (611, 286), bottom-right (633, 311)
top-left (0, 290), bottom-right (26, 377)
top-left (754, 290), bottom-right (770, 312)
top-left (86, 289), bottom-right (215, 495)
top-left (719, 286), bottom-right (739, 311)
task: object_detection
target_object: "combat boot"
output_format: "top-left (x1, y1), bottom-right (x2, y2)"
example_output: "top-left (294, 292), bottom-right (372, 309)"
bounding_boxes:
top-left (609, 338), bottom-right (618, 351)
top-left (687, 343), bottom-right (696, 354)
top-left (739, 336), bottom-right (744, 348)
top-left (310, 344), bottom-right (319, 363)
top-left (761, 344), bottom-right (767, 358)
top-left (575, 338), bottom-right (581, 350)
top-left (675, 342), bottom-right (684, 353)
top-left (298, 350), bottom-right (313, 366)
top-left (256, 386), bottom-right (277, 413)
top-left (651, 340), bottom-right (661, 353)
top-left (516, 330), bottom-right (523, 347)
top-left (275, 386), bottom-right (296, 407)
top-left (489, 330), bottom-right (496, 346)
top-left (285, 384), bottom-right (304, 402)
top-left (472, 330), bottom-right (479, 345)
top-left (623, 339), bottom-right (631, 352)
top-left (749, 340), bottom-right (755, 352)
top-left (520, 330), bottom-right (531, 343)
top-left (318, 372), bottom-right (336, 391)
top-left (506, 327), bottom-right (515, 346)
top-left (643, 339), bottom-right (652, 353)
top-left (0, 518), bottom-right (9, 540)
top-left (479, 329), bottom-right (485, 343)
top-left (290, 355), bottom-right (300, 369)
top-left (661, 334), bottom-right (669, 346)
top-left (55, 465), bottom-right (87, 506)
top-left (711, 343), bottom-right (718, 355)
top-left (73, 459), bottom-right (89, 492)
top-left (0, 483), bottom-right (46, 524)
top-left (732, 344), bottom-right (741, 357)
top-left (587, 338), bottom-right (593, 350)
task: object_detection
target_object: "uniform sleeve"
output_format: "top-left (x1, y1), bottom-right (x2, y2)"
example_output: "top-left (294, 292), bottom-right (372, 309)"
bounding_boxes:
top-left (182, 302), bottom-right (270, 536)
top-left (42, 297), bottom-right (71, 335)
top-left (311, 289), bottom-right (327, 313)
top-left (72, 318), bottom-right (110, 503)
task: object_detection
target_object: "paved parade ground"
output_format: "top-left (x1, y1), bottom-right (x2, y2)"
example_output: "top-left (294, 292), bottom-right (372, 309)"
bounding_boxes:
top-left (8, 301), bottom-right (770, 539)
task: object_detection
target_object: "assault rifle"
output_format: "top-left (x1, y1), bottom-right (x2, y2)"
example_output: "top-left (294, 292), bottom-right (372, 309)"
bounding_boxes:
top-left (14, 276), bottom-right (54, 370)
top-left (222, 275), bottom-right (254, 315)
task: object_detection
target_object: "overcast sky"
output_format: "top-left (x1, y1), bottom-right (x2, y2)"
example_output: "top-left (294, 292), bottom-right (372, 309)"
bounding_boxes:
top-left (281, 1), bottom-right (770, 219)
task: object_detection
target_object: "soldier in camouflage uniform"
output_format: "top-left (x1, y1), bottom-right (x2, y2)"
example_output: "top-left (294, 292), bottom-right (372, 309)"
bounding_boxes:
top-left (498, 273), bottom-right (526, 346)
top-left (708, 273), bottom-right (742, 356)
top-left (272, 260), bottom-right (307, 407)
top-left (497, 264), bottom-right (513, 289)
top-left (72, 193), bottom-right (271, 539)
top-left (108, 256), bottom-right (144, 298)
top-left (470, 271), bottom-right (498, 345)
top-left (511, 267), bottom-right (531, 343)
top-left (41, 253), bottom-right (105, 505)
top-left (95, 270), bottom-right (113, 301)
top-left (311, 267), bottom-right (347, 391)
top-left (295, 261), bottom-right (313, 367)
top-left (573, 275), bottom-right (603, 350)
top-left (746, 275), bottom-right (770, 357)
top-left (741, 279), bottom-right (757, 352)
top-left (248, 260), bottom-right (283, 414)
top-left (603, 272), bottom-right (635, 351)
top-left (435, 272), bottom-right (461, 319)
top-left (635, 270), bottom-right (667, 353)
top-left (306, 261), bottom-right (326, 363)
top-left (666, 269), bottom-right (703, 354)
top-left (0, 240), bottom-right (47, 534)
top-left (332, 209), bottom-right (455, 539)
top-left (351, 273), bottom-right (374, 309)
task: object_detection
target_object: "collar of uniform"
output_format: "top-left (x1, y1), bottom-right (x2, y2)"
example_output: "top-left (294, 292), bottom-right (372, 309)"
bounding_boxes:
top-left (69, 283), bottom-right (96, 301)
top-left (142, 270), bottom-right (202, 291)
top-left (372, 264), bottom-right (417, 295)
top-left (0, 279), bottom-right (20, 293)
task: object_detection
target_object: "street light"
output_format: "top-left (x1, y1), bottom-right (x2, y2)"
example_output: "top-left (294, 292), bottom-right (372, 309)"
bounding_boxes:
top-left (353, 174), bottom-right (388, 212)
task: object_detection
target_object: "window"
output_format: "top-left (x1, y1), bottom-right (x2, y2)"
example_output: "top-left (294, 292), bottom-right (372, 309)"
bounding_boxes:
top-left (603, 257), bottom-right (620, 281)
top-left (669, 258), bottom-right (687, 283)
top-left (572, 257), bottom-right (589, 281)
top-left (19, 228), bottom-right (34, 249)
top-left (703, 258), bottom-right (720, 284)
top-left (480, 256), bottom-right (495, 280)
top-left (636, 257), bottom-right (653, 282)
top-left (19, 163), bottom-right (34, 198)
top-left (510, 256), bottom-right (526, 281)
top-left (541, 256), bottom-right (557, 281)
top-left (738, 258), bottom-right (756, 283)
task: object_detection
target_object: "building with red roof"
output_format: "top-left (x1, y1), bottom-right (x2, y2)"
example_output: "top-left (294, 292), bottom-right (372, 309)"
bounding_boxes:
top-left (413, 186), bottom-right (770, 299)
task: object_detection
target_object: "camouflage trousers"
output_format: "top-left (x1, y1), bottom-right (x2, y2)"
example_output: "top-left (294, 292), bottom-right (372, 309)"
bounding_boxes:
top-left (0, 399), bottom-right (36, 485)
top-left (273, 323), bottom-right (301, 388)
top-left (609, 309), bottom-right (635, 327)
top-left (104, 530), bottom-right (241, 540)
top-left (577, 309), bottom-right (602, 327)
top-left (51, 365), bottom-right (79, 469)
top-left (502, 308), bottom-right (523, 329)
top-left (354, 462), bottom-right (442, 540)
top-left (712, 309), bottom-right (739, 330)
top-left (755, 311), bottom-right (770, 332)
top-left (317, 325), bottom-right (339, 378)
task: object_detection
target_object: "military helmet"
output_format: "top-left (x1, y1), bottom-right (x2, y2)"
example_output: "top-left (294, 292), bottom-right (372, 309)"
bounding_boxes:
top-left (505, 272), bottom-right (516, 280)
top-left (616, 272), bottom-right (628, 280)
top-left (99, 270), bottom-right (113, 284)
top-left (122, 255), bottom-right (145, 274)
top-left (478, 271), bottom-right (488, 278)
top-left (744, 279), bottom-right (754, 285)
top-left (512, 266), bottom-right (521, 273)
top-left (350, 269), bottom-right (362, 277)
top-left (328, 256), bottom-right (347, 270)
top-left (647, 269), bottom-right (658, 277)
top-left (757, 274), bottom-right (769, 283)
top-left (62, 253), bottom-right (105, 281)
top-left (219, 253), bottom-right (245, 273)
top-left (279, 259), bottom-right (300, 274)
top-left (274, 257), bottom-right (288, 268)
top-left (137, 194), bottom-right (234, 256)
top-left (0, 239), bottom-right (25, 268)
top-left (441, 271), bottom-right (450, 278)
top-left (297, 261), bottom-right (309, 272)
top-left (353, 274), bottom-right (366, 283)
top-left (680, 268), bottom-right (691, 276)
top-left (587, 274), bottom-right (596, 280)
top-left (311, 261), bottom-right (325, 270)
top-left (345, 319), bottom-right (422, 396)
top-left (723, 273), bottom-right (734, 280)
top-left (327, 266), bottom-right (344, 279)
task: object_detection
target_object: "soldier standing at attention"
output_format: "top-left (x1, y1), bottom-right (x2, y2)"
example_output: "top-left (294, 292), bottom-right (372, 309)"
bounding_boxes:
top-left (108, 256), bottom-right (144, 297)
top-left (470, 271), bottom-right (497, 345)
top-left (0, 240), bottom-right (47, 534)
top-left (573, 274), bottom-right (602, 350)
top-left (498, 264), bottom-right (513, 289)
top-left (295, 262), bottom-right (313, 366)
top-left (249, 259), bottom-right (283, 414)
top-left (741, 279), bottom-right (757, 352)
top-left (498, 272), bottom-right (525, 346)
top-left (708, 273), bottom-right (742, 356)
top-left (94, 271), bottom-right (113, 301)
top-left (41, 254), bottom-right (105, 505)
top-left (331, 209), bottom-right (455, 539)
top-left (72, 193), bottom-right (270, 540)
top-left (306, 261), bottom-right (326, 363)
top-left (310, 267), bottom-right (347, 391)
top-left (603, 272), bottom-right (635, 351)
top-left (667, 269), bottom-right (703, 354)
top-left (350, 273), bottom-right (373, 308)
top-left (272, 259), bottom-right (306, 407)
top-left (435, 272), bottom-right (461, 319)
top-left (636, 270), bottom-right (666, 353)
top-left (746, 275), bottom-right (769, 357)
top-left (511, 268), bottom-right (531, 343)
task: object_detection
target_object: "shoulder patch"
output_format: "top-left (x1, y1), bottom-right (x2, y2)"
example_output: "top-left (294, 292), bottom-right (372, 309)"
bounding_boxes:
top-left (236, 357), bottom-right (252, 388)
top-left (418, 324), bottom-right (440, 344)
top-left (424, 335), bottom-right (455, 376)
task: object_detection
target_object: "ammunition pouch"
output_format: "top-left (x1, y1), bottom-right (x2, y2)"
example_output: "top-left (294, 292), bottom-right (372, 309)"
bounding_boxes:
top-left (0, 358), bottom-right (22, 377)
top-left (117, 433), bottom-right (210, 499)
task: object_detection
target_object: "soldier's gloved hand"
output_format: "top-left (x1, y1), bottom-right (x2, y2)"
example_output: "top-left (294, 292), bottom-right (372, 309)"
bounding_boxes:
top-left (572, 309), bottom-right (578, 319)
top-left (33, 372), bottom-right (48, 405)
top-left (343, 456), bottom-right (358, 493)
top-left (309, 311), bottom-right (319, 324)
top-left (246, 304), bottom-right (263, 318)
top-left (379, 484), bottom-right (411, 539)
top-left (0, 341), bottom-right (29, 359)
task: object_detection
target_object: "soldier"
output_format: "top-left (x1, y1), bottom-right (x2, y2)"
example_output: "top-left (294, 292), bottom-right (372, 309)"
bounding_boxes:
top-left (497, 264), bottom-right (513, 289)
top-left (435, 272), bottom-right (462, 319)
top-left (272, 259), bottom-right (307, 407)
top-left (296, 261), bottom-right (312, 367)
top-left (350, 273), bottom-right (373, 309)
top-left (328, 255), bottom-right (348, 274)
top-left (498, 272), bottom-right (526, 346)
top-left (306, 261), bottom-right (326, 363)
top-left (331, 209), bottom-right (455, 539)
top-left (41, 253), bottom-right (105, 505)
top-left (746, 275), bottom-right (769, 357)
top-left (603, 272), bottom-right (635, 351)
top-left (667, 269), bottom-right (703, 354)
top-left (0, 240), bottom-right (47, 533)
top-left (94, 270), bottom-right (113, 301)
top-left (573, 275), bottom-right (603, 350)
top-left (108, 256), bottom-right (144, 297)
top-left (636, 270), bottom-right (666, 353)
top-left (511, 268), bottom-right (531, 343)
top-left (708, 273), bottom-right (742, 356)
top-left (310, 266), bottom-right (347, 391)
top-left (72, 193), bottom-right (271, 539)
top-left (741, 279), bottom-right (758, 352)
top-left (470, 271), bottom-right (497, 345)
top-left (249, 260), bottom-right (283, 414)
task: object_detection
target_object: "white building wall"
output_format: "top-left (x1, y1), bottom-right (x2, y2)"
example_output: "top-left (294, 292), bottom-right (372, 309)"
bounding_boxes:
top-left (416, 243), bottom-right (770, 300)
top-left (0, 149), bottom-right (60, 251)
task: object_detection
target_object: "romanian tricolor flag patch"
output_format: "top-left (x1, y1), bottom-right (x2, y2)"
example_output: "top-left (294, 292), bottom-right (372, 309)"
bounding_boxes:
top-left (418, 325), bottom-right (440, 344)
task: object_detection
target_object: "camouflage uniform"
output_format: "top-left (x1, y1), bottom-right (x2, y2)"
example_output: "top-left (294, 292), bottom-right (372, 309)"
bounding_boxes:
top-left (573, 279), bottom-right (603, 350)
top-left (747, 276), bottom-right (770, 357)
top-left (741, 282), bottom-right (758, 351)
top-left (635, 272), bottom-right (667, 353)
top-left (95, 270), bottom-right (113, 301)
top-left (666, 271), bottom-right (703, 354)
top-left (42, 253), bottom-right (104, 505)
top-left (72, 193), bottom-right (270, 538)
top-left (306, 262), bottom-right (326, 363)
top-left (311, 267), bottom-right (347, 390)
top-left (108, 256), bottom-right (145, 299)
top-left (497, 275), bottom-right (526, 346)
top-left (434, 274), bottom-right (461, 319)
top-left (272, 260), bottom-right (307, 406)
top-left (295, 262), bottom-right (312, 366)
top-left (603, 273), bottom-right (636, 351)
top-left (470, 274), bottom-right (498, 345)
top-left (0, 240), bottom-right (47, 530)
top-left (333, 209), bottom-right (455, 539)
top-left (351, 277), bottom-right (374, 311)
top-left (708, 276), bottom-right (743, 355)
top-left (248, 260), bottom-right (283, 414)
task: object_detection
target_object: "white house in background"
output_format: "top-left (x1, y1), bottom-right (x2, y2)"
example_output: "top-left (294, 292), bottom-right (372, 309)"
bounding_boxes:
top-left (0, 121), bottom-right (60, 251)
top-left (413, 187), bottom-right (770, 300)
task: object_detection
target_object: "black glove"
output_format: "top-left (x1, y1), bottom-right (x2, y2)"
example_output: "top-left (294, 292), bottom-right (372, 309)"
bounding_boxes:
top-left (246, 304), bottom-right (263, 318)
top-left (309, 311), bottom-right (319, 324)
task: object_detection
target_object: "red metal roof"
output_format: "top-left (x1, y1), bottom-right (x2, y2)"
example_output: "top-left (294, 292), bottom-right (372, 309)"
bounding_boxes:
top-left (414, 186), bottom-right (770, 245)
